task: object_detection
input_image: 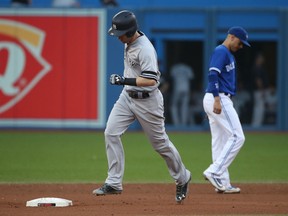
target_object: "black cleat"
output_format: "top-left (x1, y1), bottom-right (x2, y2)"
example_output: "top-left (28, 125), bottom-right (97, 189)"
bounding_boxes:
top-left (92, 183), bottom-right (122, 196)
top-left (175, 176), bottom-right (191, 204)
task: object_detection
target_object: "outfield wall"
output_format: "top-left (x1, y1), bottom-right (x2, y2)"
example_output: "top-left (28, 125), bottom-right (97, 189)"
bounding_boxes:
top-left (107, 7), bottom-right (288, 131)
top-left (0, 5), bottom-right (287, 131)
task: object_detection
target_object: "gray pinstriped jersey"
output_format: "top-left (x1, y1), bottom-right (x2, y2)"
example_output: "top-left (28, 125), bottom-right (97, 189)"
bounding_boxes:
top-left (123, 31), bottom-right (160, 92)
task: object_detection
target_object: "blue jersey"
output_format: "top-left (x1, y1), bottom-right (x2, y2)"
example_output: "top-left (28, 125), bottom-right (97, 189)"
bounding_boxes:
top-left (206, 45), bottom-right (237, 95)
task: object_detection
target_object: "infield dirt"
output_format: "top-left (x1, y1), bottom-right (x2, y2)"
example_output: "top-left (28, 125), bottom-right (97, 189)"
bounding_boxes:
top-left (0, 183), bottom-right (287, 215)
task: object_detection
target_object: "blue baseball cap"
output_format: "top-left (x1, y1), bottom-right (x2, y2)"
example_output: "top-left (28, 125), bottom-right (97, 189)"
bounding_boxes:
top-left (228, 26), bottom-right (251, 47)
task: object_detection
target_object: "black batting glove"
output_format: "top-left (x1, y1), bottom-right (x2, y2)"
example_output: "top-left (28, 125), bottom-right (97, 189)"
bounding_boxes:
top-left (110, 74), bottom-right (125, 85)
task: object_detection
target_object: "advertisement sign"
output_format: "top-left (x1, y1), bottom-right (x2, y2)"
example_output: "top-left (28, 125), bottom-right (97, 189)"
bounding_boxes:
top-left (0, 9), bottom-right (106, 128)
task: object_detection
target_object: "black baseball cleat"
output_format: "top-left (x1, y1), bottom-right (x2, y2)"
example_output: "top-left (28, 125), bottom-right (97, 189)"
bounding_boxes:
top-left (92, 183), bottom-right (122, 196)
top-left (175, 175), bottom-right (191, 204)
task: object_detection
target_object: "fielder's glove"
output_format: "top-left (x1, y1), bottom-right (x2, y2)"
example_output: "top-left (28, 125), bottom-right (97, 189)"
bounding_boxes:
top-left (110, 74), bottom-right (125, 85)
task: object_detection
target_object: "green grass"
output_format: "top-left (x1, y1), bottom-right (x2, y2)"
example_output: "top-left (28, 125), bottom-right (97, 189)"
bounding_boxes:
top-left (0, 131), bottom-right (287, 183)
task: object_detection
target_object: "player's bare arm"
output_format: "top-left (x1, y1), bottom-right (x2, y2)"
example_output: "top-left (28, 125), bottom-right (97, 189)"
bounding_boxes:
top-left (135, 76), bottom-right (156, 86)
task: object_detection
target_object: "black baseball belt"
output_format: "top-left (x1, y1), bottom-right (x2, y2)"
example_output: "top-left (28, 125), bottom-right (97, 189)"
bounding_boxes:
top-left (127, 91), bottom-right (150, 99)
top-left (220, 92), bottom-right (233, 99)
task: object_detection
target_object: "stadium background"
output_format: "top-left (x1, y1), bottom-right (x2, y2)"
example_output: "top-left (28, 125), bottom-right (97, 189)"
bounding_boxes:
top-left (0, 2), bottom-right (287, 215)
top-left (0, 0), bottom-right (287, 131)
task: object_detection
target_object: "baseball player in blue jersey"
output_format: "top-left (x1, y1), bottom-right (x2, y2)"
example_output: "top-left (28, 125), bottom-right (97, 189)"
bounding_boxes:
top-left (92, 10), bottom-right (191, 203)
top-left (203, 26), bottom-right (250, 194)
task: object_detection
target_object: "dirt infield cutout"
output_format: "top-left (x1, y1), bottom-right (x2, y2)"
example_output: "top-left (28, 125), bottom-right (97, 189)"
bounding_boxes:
top-left (0, 183), bottom-right (287, 215)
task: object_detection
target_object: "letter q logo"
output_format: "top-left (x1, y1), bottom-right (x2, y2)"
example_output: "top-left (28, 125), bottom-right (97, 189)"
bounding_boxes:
top-left (0, 19), bottom-right (51, 114)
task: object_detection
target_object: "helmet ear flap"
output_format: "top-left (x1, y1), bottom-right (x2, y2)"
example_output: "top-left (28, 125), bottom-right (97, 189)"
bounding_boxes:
top-left (125, 26), bottom-right (137, 38)
top-left (125, 31), bottom-right (134, 38)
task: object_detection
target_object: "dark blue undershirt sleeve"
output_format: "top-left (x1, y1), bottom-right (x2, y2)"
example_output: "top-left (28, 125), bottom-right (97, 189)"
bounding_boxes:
top-left (208, 70), bottom-right (219, 97)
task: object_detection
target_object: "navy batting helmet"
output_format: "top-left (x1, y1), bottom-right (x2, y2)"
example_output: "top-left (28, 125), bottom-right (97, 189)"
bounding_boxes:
top-left (108, 10), bottom-right (138, 37)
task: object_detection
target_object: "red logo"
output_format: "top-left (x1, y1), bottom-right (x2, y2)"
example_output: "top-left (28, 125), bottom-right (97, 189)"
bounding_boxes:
top-left (0, 10), bottom-right (105, 128)
top-left (0, 19), bottom-right (51, 114)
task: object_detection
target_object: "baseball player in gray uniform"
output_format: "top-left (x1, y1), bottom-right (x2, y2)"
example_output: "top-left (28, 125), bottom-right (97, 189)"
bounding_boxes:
top-left (92, 10), bottom-right (191, 203)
